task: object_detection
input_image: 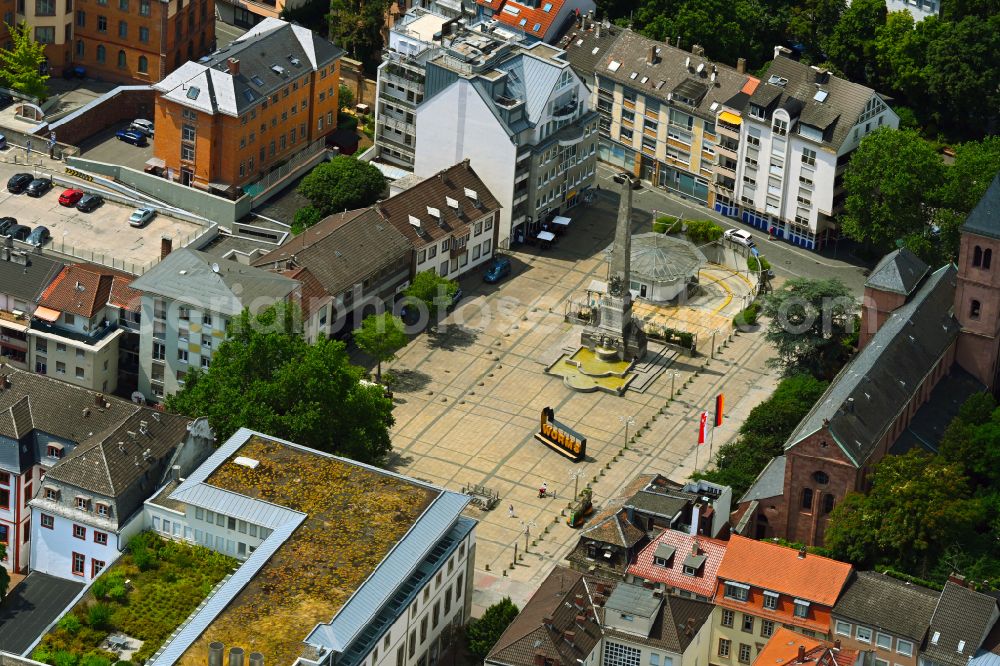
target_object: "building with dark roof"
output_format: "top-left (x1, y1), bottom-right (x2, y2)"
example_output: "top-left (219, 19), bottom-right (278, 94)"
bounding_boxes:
top-left (0, 239), bottom-right (64, 371)
top-left (921, 580), bottom-right (999, 666)
top-left (151, 18), bottom-right (343, 195)
top-left (734, 175), bottom-right (1000, 547)
top-left (486, 568), bottom-right (714, 666)
top-left (832, 571), bottom-right (939, 666)
top-left (0, 363), bottom-right (213, 578)
top-left (733, 51), bottom-right (899, 250)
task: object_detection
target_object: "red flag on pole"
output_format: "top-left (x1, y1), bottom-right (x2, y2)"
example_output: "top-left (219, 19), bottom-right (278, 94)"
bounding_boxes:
top-left (715, 394), bottom-right (725, 427)
top-left (698, 411), bottom-right (708, 444)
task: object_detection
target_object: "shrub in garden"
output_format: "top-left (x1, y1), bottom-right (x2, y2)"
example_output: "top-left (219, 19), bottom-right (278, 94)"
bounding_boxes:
top-left (734, 302), bottom-right (761, 327)
top-left (87, 604), bottom-right (112, 630)
top-left (58, 616), bottom-right (82, 635)
top-left (53, 651), bottom-right (78, 666)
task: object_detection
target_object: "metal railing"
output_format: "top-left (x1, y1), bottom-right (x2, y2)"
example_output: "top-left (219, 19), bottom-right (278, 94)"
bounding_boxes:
top-left (244, 139), bottom-right (327, 199)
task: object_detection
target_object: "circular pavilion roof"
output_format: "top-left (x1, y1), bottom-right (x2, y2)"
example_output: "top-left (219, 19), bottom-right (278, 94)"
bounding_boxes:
top-left (629, 233), bottom-right (707, 281)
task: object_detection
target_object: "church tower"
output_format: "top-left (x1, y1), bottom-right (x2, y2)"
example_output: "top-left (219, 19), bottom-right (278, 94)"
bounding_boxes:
top-left (955, 174), bottom-right (1000, 392)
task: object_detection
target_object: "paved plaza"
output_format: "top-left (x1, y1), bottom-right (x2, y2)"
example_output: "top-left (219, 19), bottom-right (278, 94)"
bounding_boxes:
top-left (384, 191), bottom-right (782, 613)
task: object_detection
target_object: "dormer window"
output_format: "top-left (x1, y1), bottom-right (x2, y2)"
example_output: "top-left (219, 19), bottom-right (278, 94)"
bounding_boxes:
top-left (794, 598), bottom-right (811, 618)
top-left (763, 590), bottom-right (779, 609)
top-left (44, 486), bottom-right (59, 501)
top-left (96, 503), bottom-right (110, 517)
top-left (653, 543), bottom-right (675, 568)
top-left (724, 581), bottom-right (749, 601)
top-left (76, 496), bottom-right (90, 511)
top-left (749, 104), bottom-right (766, 120)
top-left (47, 443), bottom-right (64, 459)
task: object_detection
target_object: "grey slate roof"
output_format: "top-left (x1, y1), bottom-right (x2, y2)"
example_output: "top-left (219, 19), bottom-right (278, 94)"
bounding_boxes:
top-left (785, 264), bottom-right (959, 466)
top-left (602, 595), bottom-right (714, 655)
top-left (0, 572), bottom-right (85, 654)
top-left (890, 367), bottom-right (986, 456)
top-left (922, 582), bottom-right (999, 666)
top-left (557, 21), bottom-right (624, 83)
top-left (739, 455), bottom-right (786, 503)
top-left (597, 30), bottom-right (756, 122)
top-left (961, 174), bottom-right (1000, 241)
top-left (131, 248), bottom-right (299, 315)
top-left (747, 56), bottom-right (881, 150)
top-left (629, 233), bottom-right (707, 282)
top-left (0, 250), bottom-right (64, 303)
top-left (625, 489), bottom-right (688, 519)
top-left (153, 18), bottom-right (343, 117)
top-left (865, 248), bottom-right (929, 296)
top-left (606, 582), bottom-right (662, 617)
top-left (832, 571), bottom-right (939, 641)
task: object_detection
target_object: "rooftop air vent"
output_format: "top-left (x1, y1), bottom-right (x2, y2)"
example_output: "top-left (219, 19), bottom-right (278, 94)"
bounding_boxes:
top-left (271, 65), bottom-right (285, 76)
top-left (233, 456), bottom-right (260, 469)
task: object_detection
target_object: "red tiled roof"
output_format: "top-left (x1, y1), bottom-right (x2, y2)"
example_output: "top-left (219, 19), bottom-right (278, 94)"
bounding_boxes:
top-left (628, 531), bottom-right (727, 599)
top-left (492, 0), bottom-right (568, 40)
top-left (741, 77), bottom-right (761, 95)
top-left (477, 0), bottom-right (504, 11)
top-left (76, 264), bottom-right (141, 311)
top-left (716, 536), bottom-right (851, 606)
top-left (754, 628), bottom-right (859, 666)
top-left (281, 266), bottom-right (328, 319)
top-left (38, 265), bottom-right (115, 318)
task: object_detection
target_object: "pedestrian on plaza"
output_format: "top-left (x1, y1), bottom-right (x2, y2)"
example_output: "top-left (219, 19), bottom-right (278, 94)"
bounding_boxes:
top-left (508, 503), bottom-right (515, 518)
top-left (768, 226), bottom-right (776, 241)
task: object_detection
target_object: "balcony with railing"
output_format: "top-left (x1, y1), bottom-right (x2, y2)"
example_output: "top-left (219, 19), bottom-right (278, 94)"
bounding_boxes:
top-left (551, 99), bottom-right (578, 121)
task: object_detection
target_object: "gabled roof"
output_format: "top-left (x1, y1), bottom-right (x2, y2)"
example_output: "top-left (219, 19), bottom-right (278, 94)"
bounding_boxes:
top-left (832, 571), bottom-right (938, 641)
top-left (753, 627), bottom-right (860, 666)
top-left (378, 160), bottom-right (502, 247)
top-left (253, 208), bottom-right (410, 300)
top-left (580, 507), bottom-right (644, 548)
top-left (488, 567), bottom-right (604, 666)
top-left (747, 56), bottom-right (885, 150)
top-left (739, 455), bottom-right (786, 503)
top-left (598, 30), bottom-right (758, 122)
top-left (785, 264), bottom-right (959, 466)
top-left (557, 21), bottom-right (624, 82)
top-left (922, 582), bottom-right (999, 666)
top-left (600, 594), bottom-right (714, 655)
top-left (961, 173), bottom-right (1000, 241)
top-left (131, 248), bottom-right (299, 315)
top-left (628, 531), bottom-right (727, 599)
top-left (490, 0), bottom-right (569, 42)
top-left (37, 264), bottom-right (114, 318)
top-left (716, 536), bottom-right (852, 606)
top-left (606, 582), bottom-right (662, 617)
top-left (865, 248), bottom-right (929, 296)
top-left (0, 250), bottom-right (64, 303)
top-left (153, 18), bottom-right (343, 117)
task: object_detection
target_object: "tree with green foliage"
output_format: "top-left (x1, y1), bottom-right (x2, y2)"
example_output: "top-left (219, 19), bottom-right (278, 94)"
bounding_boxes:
top-left (684, 219), bottom-right (724, 244)
top-left (466, 597), bottom-right (519, 659)
top-left (0, 542), bottom-right (8, 598)
top-left (938, 137), bottom-right (1000, 214)
top-left (786, 0), bottom-right (845, 63)
top-left (0, 22), bottom-right (50, 101)
top-left (694, 374), bottom-right (828, 498)
top-left (279, 0), bottom-right (330, 34)
top-left (939, 392), bottom-right (1000, 489)
top-left (825, 450), bottom-right (984, 576)
top-left (338, 84), bottom-right (355, 111)
top-left (840, 128), bottom-right (945, 253)
top-left (291, 206), bottom-right (323, 235)
top-left (328, 0), bottom-right (393, 75)
top-left (823, 0), bottom-right (885, 84)
top-left (761, 278), bottom-right (857, 379)
top-left (403, 270), bottom-right (459, 323)
top-left (297, 156), bottom-right (386, 217)
top-left (166, 304), bottom-right (394, 465)
top-left (353, 313), bottom-right (407, 383)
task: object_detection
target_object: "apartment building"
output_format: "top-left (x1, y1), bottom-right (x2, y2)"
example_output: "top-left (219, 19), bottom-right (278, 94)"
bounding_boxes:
top-left (30, 411), bottom-right (212, 582)
top-left (0, 241), bottom-right (64, 372)
top-left (733, 52), bottom-right (899, 250)
top-left (590, 31), bottom-right (759, 210)
top-left (130, 248), bottom-right (299, 401)
top-left (919, 580), bottom-right (999, 666)
top-left (884, 0), bottom-right (939, 21)
top-left (139, 428), bottom-right (477, 666)
top-left (475, 0), bottom-right (595, 44)
top-left (29, 264), bottom-right (125, 394)
top-left (831, 571), bottom-right (939, 666)
top-left (151, 18), bottom-right (342, 195)
top-left (627, 531), bottom-right (727, 602)
top-left (215, 0), bottom-right (306, 29)
top-left (415, 37), bottom-right (597, 247)
top-left (711, 536), bottom-right (852, 666)
top-left (752, 628), bottom-right (863, 666)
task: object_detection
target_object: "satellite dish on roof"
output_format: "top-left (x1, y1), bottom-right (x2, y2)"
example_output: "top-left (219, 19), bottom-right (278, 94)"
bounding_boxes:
top-left (211, 262), bottom-right (220, 273)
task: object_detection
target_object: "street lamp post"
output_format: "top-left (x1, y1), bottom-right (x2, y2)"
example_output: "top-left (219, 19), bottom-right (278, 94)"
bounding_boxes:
top-left (569, 470), bottom-right (584, 499)
top-left (521, 520), bottom-right (536, 552)
top-left (618, 414), bottom-right (635, 448)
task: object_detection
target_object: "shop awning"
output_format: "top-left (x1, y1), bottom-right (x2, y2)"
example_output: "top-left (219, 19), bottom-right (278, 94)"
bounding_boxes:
top-left (552, 216), bottom-right (571, 227)
top-left (538, 231), bottom-right (556, 242)
top-left (33, 306), bottom-right (60, 322)
top-left (718, 111), bottom-right (742, 125)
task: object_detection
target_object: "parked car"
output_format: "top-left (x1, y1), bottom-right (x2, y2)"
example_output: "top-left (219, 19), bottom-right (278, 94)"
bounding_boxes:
top-left (723, 228), bottom-right (756, 248)
top-left (5, 224), bottom-right (31, 241)
top-left (7, 173), bottom-right (33, 193)
top-left (129, 119), bottom-right (154, 137)
top-left (484, 256), bottom-right (512, 284)
top-left (63, 65), bottom-right (86, 79)
top-left (59, 188), bottom-right (84, 206)
top-left (129, 207), bottom-right (156, 227)
top-left (26, 226), bottom-right (50, 246)
top-left (76, 193), bottom-right (104, 212)
top-left (613, 171), bottom-right (641, 189)
top-left (0, 93), bottom-right (12, 109)
top-left (0, 134), bottom-right (7, 149)
top-left (26, 178), bottom-right (53, 197)
top-left (0, 217), bottom-right (16, 235)
top-left (447, 288), bottom-right (463, 312)
top-left (116, 129), bottom-right (148, 146)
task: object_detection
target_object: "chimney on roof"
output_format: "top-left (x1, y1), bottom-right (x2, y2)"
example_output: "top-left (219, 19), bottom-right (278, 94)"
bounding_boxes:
top-left (798, 646), bottom-right (806, 663)
top-left (647, 45), bottom-right (657, 65)
top-left (684, 618), bottom-right (695, 636)
top-left (947, 573), bottom-right (968, 587)
top-left (575, 614), bottom-right (587, 629)
top-left (95, 392), bottom-right (105, 407)
top-left (737, 57), bottom-right (746, 74)
top-left (774, 45), bottom-right (793, 59)
top-left (691, 44), bottom-right (704, 57)
top-left (812, 66), bottom-right (829, 84)
top-left (798, 546), bottom-right (807, 559)
top-left (574, 594), bottom-right (585, 609)
top-left (228, 647), bottom-right (245, 666)
top-left (833, 640), bottom-right (841, 651)
top-left (171, 464), bottom-right (181, 481)
top-left (0, 374), bottom-right (7, 390)
top-left (208, 642), bottom-right (224, 666)
top-left (563, 631), bottom-right (575, 648)
top-left (692, 542), bottom-right (699, 555)
top-left (227, 58), bottom-right (240, 76)
top-left (543, 616), bottom-right (555, 629)
top-left (534, 655), bottom-right (546, 666)
top-left (161, 235), bottom-right (173, 259)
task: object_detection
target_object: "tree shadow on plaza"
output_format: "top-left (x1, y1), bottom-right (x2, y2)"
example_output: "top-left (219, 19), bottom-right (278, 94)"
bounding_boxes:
top-left (389, 368), bottom-right (432, 393)
top-left (427, 325), bottom-right (478, 351)
top-left (385, 452), bottom-right (415, 472)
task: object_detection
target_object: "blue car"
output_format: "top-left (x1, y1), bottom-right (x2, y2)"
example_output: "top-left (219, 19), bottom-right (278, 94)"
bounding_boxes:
top-left (116, 129), bottom-right (148, 146)
top-left (484, 256), bottom-right (511, 284)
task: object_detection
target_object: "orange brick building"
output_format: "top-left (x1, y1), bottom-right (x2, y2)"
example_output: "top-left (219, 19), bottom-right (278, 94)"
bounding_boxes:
top-left (16, 0), bottom-right (213, 81)
top-left (150, 18), bottom-right (342, 194)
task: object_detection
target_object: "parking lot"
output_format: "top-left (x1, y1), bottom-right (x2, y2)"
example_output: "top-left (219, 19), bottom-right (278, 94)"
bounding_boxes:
top-left (0, 159), bottom-right (204, 271)
top-left (78, 124), bottom-right (154, 172)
